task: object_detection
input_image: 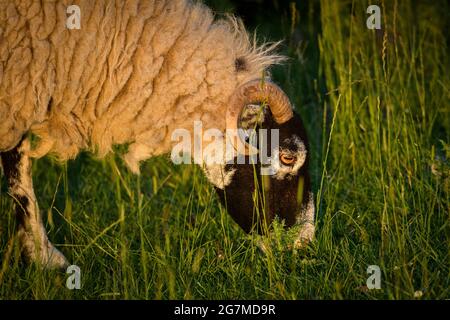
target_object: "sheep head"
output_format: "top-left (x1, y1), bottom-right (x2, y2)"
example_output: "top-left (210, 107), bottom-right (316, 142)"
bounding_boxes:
top-left (204, 80), bottom-right (315, 247)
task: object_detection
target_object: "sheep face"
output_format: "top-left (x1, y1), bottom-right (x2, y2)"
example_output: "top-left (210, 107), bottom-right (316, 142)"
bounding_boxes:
top-left (212, 108), bottom-right (314, 243)
top-left (210, 80), bottom-right (315, 246)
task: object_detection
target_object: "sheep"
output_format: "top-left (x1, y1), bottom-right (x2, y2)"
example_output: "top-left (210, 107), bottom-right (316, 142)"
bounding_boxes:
top-left (0, 0), bottom-right (315, 269)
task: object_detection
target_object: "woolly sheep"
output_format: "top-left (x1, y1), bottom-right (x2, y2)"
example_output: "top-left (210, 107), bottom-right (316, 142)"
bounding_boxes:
top-left (0, 0), bottom-right (315, 269)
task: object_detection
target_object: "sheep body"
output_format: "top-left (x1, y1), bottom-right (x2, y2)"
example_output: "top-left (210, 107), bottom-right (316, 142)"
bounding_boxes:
top-left (0, 0), bottom-right (282, 171)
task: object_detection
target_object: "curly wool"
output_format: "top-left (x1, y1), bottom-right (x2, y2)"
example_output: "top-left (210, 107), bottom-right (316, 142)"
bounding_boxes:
top-left (0, 0), bottom-right (284, 172)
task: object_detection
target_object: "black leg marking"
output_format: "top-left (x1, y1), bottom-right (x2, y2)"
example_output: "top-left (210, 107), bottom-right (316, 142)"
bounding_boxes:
top-left (1, 137), bottom-right (29, 229)
top-left (1, 137), bottom-right (69, 269)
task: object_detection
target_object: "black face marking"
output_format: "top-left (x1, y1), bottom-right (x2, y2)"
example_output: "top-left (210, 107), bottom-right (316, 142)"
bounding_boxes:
top-left (216, 158), bottom-right (310, 234)
top-left (235, 57), bottom-right (248, 72)
top-left (215, 163), bottom-right (274, 233)
top-left (216, 112), bottom-right (312, 234)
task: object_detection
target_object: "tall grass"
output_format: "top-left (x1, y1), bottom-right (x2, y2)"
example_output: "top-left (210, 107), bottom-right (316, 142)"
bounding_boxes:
top-left (0, 0), bottom-right (448, 299)
top-left (318, 0), bottom-right (449, 298)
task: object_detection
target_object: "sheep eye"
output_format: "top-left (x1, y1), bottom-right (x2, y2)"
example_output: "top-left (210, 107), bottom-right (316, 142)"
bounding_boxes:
top-left (280, 153), bottom-right (296, 165)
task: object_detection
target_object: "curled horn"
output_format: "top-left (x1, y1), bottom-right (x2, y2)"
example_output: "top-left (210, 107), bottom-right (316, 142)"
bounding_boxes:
top-left (227, 79), bottom-right (293, 129)
top-left (226, 79), bottom-right (294, 154)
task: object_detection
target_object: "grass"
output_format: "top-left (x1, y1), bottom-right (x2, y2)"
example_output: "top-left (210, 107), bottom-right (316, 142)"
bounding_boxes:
top-left (0, 0), bottom-right (449, 299)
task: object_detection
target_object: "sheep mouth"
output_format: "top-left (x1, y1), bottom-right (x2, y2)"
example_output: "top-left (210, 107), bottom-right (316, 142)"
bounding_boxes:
top-left (255, 220), bottom-right (315, 255)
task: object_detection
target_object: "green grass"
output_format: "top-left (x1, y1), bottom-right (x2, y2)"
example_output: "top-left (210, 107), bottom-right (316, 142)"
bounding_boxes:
top-left (0, 0), bottom-right (449, 299)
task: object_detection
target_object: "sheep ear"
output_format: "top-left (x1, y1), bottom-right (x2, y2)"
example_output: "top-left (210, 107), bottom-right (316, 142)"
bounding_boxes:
top-left (238, 103), bottom-right (266, 130)
top-left (236, 103), bottom-right (267, 150)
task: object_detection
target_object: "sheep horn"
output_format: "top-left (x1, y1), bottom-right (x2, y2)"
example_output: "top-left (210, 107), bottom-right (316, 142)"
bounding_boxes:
top-left (226, 79), bottom-right (294, 132)
top-left (226, 79), bottom-right (294, 155)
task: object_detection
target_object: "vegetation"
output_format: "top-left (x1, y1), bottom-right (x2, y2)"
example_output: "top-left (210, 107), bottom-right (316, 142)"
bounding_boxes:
top-left (0, 0), bottom-right (448, 299)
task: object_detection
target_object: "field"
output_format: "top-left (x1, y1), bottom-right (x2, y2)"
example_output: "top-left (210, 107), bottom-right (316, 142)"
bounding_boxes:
top-left (0, 0), bottom-right (449, 299)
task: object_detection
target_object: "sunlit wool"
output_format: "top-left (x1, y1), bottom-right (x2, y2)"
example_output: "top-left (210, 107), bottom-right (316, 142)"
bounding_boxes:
top-left (0, 0), bottom-right (283, 172)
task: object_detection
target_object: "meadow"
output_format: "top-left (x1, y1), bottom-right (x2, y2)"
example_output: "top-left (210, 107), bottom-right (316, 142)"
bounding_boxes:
top-left (0, 0), bottom-right (448, 299)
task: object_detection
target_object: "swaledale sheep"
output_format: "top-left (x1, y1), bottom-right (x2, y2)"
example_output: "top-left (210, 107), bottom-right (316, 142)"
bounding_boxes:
top-left (0, 0), bottom-right (315, 269)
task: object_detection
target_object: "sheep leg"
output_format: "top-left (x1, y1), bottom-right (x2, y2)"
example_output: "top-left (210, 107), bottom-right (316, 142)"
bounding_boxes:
top-left (294, 192), bottom-right (316, 249)
top-left (1, 137), bottom-right (69, 269)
